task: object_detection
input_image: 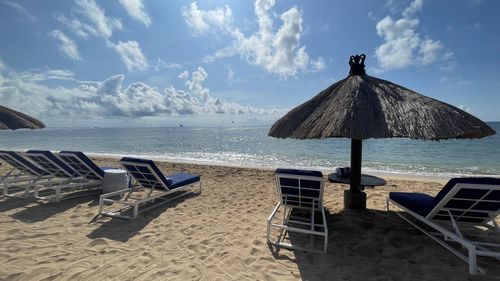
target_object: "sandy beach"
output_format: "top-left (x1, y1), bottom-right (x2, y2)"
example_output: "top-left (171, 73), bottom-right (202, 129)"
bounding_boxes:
top-left (0, 156), bottom-right (499, 281)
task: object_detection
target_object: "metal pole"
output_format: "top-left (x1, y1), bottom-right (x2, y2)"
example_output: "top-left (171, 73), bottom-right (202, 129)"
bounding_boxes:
top-left (350, 139), bottom-right (362, 193)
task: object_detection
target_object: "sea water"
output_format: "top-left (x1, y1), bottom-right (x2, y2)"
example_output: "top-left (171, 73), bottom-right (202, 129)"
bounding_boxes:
top-left (0, 122), bottom-right (499, 178)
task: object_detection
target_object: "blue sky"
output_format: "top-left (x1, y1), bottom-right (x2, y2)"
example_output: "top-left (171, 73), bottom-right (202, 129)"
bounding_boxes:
top-left (0, 0), bottom-right (499, 127)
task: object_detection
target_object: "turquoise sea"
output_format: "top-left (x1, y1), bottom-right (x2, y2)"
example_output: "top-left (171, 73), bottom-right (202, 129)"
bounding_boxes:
top-left (0, 122), bottom-right (499, 178)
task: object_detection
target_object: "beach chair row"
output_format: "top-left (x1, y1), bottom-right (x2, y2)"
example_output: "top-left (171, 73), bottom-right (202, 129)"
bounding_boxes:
top-left (0, 150), bottom-right (201, 219)
top-left (269, 168), bottom-right (500, 274)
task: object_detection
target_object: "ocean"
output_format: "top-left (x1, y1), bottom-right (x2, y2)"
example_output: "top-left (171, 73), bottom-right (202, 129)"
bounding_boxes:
top-left (0, 122), bottom-right (499, 178)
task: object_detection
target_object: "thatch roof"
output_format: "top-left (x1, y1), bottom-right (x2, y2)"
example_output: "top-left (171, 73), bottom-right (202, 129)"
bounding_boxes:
top-left (0, 105), bottom-right (45, 130)
top-left (269, 57), bottom-right (495, 141)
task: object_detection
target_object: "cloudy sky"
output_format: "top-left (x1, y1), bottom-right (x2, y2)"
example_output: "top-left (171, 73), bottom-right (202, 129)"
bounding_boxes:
top-left (1, 0), bottom-right (499, 127)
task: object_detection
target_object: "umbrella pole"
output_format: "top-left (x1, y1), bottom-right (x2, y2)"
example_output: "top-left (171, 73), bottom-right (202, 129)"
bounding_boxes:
top-left (344, 139), bottom-right (366, 209)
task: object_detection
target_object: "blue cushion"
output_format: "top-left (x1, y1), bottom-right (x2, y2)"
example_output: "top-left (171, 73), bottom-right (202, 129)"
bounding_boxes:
top-left (429, 177), bottom-right (500, 212)
top-left (167, 173), bottom-right (201, 189)
top-left (389, 192), bottom-right (435, 217)
top-left (0, 150), bottom-right (45, 175)
top-left (26, 150), bottom-right (76, 177)
top-left (275, 168), bottom-right (323, 178)
top-left (120, 157), bottom-right (200, 190)
top-left (59, 151), bottom-right (105, 178)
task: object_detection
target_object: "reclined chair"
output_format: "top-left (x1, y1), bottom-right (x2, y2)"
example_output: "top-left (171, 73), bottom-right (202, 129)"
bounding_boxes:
top-left (0, 150), bottom-right (51, 197)
top-left (387, 177), bottom-right (500, 274)
top-left (57, 151), bottom-right (111, 181)
top-left (267, 168), bottom-right (328, 253)
top-left (25, 150), bottom-right (102, 202)
top-left (99, 157), bottom-right (201, 219)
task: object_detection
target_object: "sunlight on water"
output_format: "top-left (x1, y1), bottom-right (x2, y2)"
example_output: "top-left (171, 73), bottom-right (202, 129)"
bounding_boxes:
top-left (0, 123), bottom-right (499, 177)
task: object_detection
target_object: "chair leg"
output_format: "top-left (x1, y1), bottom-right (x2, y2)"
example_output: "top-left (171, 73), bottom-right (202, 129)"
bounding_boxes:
top-left (468, 247), bottom-right (478, 274)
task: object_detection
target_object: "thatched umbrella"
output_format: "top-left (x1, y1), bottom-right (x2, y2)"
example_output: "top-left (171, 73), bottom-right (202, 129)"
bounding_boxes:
top-left (0, 105), bottom-right (45, 130)
top-left (269, 54), bottom-right (495, 209)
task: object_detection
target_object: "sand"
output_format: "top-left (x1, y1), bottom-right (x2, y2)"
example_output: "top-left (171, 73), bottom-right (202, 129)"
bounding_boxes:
top-left (0, 157), bottom-right (499, 281)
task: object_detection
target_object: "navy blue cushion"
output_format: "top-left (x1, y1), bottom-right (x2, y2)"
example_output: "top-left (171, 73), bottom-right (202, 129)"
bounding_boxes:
top-left (167, 173), bottom-right (201, 189)
top-left (275, 168), bottom-right (323, 178)
top-left (59, 151), bottom-right (105, 178)
top-left (389, 192), bottom-right (435, 217)
top-left (0, 150), bottom-right (45, 175)
top-left (26, 150), bottom-right (76, 177)
top-left (120, 157), bottom-right (200, 190)
top-left (429, 177), bottom-right (500, 212)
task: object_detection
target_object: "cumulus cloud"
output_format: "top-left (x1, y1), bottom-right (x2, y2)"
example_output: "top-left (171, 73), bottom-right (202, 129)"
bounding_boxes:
top-left (0, 62), bottom-right (285, 120)
top-left (182, 0), bottom-right (324, 78)
top-left (74, 0), bottom-right (122, 39)
top-left (118, 0), bottom-right (152, 27)
top-left (112, 40), bottom-right (149, 72)
top-left (4, 1), bottom-right (37, 22)
top-left (182, 2), bottom-right (233, 35)
top-left (57, 0), bottom-right (150, 71)
top-left (374, 0), bottom-right (451, 72)
top-left (49, 30), bottom-right (82, 61)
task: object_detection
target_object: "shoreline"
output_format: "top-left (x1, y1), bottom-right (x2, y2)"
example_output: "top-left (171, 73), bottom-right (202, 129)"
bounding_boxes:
top-left (88, 153), bottom-right (487, 184)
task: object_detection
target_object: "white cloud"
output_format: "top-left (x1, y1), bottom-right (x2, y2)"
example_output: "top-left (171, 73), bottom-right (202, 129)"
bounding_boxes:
top-left (374, 0), bottom-right (451, 72)
top-left (0, 62), bottom-right (285, 120)
top-left (118, 0), bottom-right (152, 27)
top-left (49, 30), bottom-right (82, 61)
top-left (182, 0), bottom-right (323, 78)
top-left (112, 40), bottom-right (149, 72)
top-left (74, 0), bottom-right (122, 39)
top-left (4, 1), bottom-right (37, 22)
top-left (182, 2), bottom-right (233, 36)
top-left (458, 105), bottom-right (472, 113)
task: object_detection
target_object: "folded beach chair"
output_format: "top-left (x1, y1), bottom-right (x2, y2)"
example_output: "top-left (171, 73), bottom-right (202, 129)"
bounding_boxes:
top-left (99, 157), bottom-right (201, 219)
top-left (386, 177), bottom-right (500, 274)
top-left (24, 150), bottom-right (102, 202)
top-left (0, 150), bottom-right (52, 197)
top-left (267, 168), bottom-right (328, 253)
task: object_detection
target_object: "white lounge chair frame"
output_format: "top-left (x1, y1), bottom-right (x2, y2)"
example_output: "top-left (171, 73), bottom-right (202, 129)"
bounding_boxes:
top-left (25, 151), bottom-right (102, 202)
top-left (0, 151), bottom-right (54, 198)
top-left (99, 159), bottom-right (201, 220)
top-left (267, 172), bottom-right (328, 253)
top-left (387, 182), bottom-right (500, 274)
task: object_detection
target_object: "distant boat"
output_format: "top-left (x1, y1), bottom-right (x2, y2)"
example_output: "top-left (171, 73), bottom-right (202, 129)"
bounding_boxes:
top-left (179, 124), bottom-right (183, 127)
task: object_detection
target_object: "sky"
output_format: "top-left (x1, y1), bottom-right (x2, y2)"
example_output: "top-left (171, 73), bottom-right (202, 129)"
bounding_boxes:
top-left (0, 0), bottom-right (499, 127)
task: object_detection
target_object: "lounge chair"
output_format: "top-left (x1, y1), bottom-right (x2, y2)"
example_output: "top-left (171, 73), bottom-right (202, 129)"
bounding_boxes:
top-left (98, 157), bottom-right (201, 219)
top-left (267, 168), bottom-right (328, 253)
top-left (57, 151), bottom-right (111, 181)
top-left (386, 177), bottom-right (500, 274)
top-left (24, 150), bottom-right (102, 202)
top-left (0, 150), bottom-right (51, 197)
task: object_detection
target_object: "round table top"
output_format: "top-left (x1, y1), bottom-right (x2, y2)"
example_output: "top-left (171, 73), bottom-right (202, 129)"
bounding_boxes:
top-left (103, 168), bottom-right (127, 174)
top-left (328, 173), bottom-right (386, 187)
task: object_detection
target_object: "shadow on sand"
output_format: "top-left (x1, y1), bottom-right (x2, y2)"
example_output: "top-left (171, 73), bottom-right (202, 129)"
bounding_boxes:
top-left (270, 209), bottom-right (500, 281)
top-left (10, 193), bottom-right (99, 223)
top-left (87, 191), bottom-right (199, 243)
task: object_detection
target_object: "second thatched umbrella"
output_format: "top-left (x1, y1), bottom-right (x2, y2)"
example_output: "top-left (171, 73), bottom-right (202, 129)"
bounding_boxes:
top-left (269, 54), bottom-right (495, 209)
top-left (0, 105), bottom-right (45, 130)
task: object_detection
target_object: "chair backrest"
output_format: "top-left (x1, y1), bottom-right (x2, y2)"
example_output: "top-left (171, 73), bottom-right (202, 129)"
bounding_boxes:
top-left (274, 168), bottom-right (324, 210)
top-left (120, 157), bottom-right (170, 190)
top-left (426, 177), bottom-right (500, 223)
top-left (25, 150), bottom-right (77, 178)
top-left (0, 150), bottom-right (45, 176)
top-left (57, 151), bottom-right (104, 180)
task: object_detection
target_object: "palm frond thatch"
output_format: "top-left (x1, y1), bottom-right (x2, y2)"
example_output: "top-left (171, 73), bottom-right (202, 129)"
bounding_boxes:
top-left (269, 75), bottom-right (495, 140)
top-left (0, 105), bottom-right (45, 130)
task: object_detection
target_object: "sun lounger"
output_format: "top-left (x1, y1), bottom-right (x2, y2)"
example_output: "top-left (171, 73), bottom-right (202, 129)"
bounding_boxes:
top-left (267, 168), bottom-right (328, 253)
top-left (0, 150), bottom-right (52, 197)
top-left (386, 177), bottom-right (500, 274)
top-left (57, 151), bottom-right (111, 181)
top-left (24, 150), bottom-right (102, 202)
top-left (98, 157), bottom-right (201, 219)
